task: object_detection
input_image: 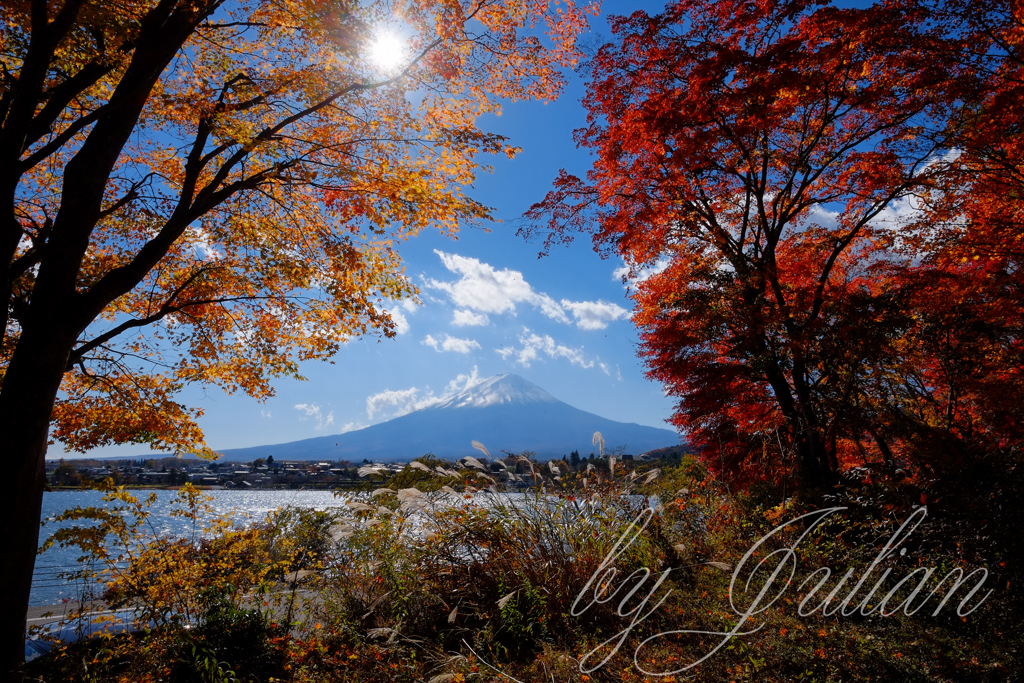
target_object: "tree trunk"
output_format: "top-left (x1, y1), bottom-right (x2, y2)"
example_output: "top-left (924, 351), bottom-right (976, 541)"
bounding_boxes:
top-left (792, 422), bottom-right (830, 490)
top-left (759, 357), bottom-right (832, 490)
top-left (0, 320), bottom-right (77, 679)
top-left (788, 355), bottom-right (835, 491)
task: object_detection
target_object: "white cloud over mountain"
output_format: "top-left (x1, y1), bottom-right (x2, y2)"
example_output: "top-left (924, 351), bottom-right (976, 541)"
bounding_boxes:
top-left (294, 402), bottom-right (334, 430)
top-left (365, 388), bottom-right (423, 420)
top-left (426, 250), bottom-right (568, 322)
top-left (427, 250), bottom-right (628, 330)
top-left (496, 327), bottom-right (596, 369)
top-left (365, 367), bottom-right (483, 421)
top-left (422, 334), bottom-right (481, 354)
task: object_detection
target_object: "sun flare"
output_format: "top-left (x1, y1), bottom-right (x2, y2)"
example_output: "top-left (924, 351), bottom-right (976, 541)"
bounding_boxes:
top-left (370, 33), bottom-right (405, 71)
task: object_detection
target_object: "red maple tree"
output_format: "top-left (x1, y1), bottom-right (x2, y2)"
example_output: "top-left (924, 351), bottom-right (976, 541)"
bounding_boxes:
top-left (524, 0), bottom-right (999, 488)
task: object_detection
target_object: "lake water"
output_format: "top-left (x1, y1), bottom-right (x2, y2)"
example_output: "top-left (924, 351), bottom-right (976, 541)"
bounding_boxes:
top-left (33, 489), bottom-right (348, 605)
top-left (32, 489), bottom-right (659, 606)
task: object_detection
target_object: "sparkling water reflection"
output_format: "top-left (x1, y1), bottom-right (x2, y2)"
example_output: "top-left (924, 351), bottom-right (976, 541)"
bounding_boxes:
top-left (33, 489), bottom-right (347, 605)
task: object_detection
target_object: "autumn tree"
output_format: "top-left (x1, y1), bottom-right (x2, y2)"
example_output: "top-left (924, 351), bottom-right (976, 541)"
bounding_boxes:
top-left (871, 0), bottom-right (1024, 469)
top-left (524, 0), bottom-right (977, 489)
top-left (0, 0), bottom-right (596, 671)
top-left (779, 0), bottom-right (1024, 477)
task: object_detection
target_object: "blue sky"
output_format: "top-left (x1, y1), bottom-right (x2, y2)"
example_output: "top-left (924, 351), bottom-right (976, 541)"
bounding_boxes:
top-left (53, 0), bottom-right (680, 460)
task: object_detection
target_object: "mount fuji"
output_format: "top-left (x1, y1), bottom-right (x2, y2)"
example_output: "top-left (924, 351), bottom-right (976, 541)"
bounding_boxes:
top-left (219, 374), bottom-right (680, 461)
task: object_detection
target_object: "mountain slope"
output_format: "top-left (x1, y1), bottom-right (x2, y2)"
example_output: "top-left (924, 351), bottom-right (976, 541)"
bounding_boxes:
top-left (219, 374), bottom-right (679, 461)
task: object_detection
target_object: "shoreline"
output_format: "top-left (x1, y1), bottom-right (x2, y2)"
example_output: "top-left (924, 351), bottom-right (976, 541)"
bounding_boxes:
top-left (26, 601), bottom-right (108, 627)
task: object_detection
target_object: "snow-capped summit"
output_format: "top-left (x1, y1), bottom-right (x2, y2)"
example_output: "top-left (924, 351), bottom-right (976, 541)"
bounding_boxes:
top-left (219, 373), bottom-right (680, 461)
top-left (432, 374), bottom-right (558, 409)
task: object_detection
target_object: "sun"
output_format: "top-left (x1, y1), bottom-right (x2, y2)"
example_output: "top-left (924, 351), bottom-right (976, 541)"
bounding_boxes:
top-left (370, 33), bottom-right (405, 71)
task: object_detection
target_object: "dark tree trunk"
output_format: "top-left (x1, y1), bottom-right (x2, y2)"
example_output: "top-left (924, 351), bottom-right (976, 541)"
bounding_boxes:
top-left (869, 426), bottom-right (897, 471)
top-left (789, 355), bottom-right (836, 491)
top-left (759, 356), bottom-right (833, 491)
top-left (0, 318), bottom-right (77, 679)
top-left (0, 6), bottom-right (217, 674)
top-left (792, 422), bottom-right (831, 491)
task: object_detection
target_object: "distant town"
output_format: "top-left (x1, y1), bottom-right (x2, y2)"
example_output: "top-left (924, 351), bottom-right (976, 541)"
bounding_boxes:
top-left (47, 455), bottom-right (366, 489)
top-left (45, 446), bottom-right (689, 490)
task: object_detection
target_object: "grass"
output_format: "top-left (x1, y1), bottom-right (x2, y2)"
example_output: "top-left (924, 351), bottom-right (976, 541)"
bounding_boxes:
top-left (22, 452), bottom-right (1022, 682)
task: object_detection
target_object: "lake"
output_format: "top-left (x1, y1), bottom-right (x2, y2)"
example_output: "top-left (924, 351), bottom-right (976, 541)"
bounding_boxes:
top-left (33, 489), bottom-right (348, 605)
top-left (32, 488), bottom-right (659, 606)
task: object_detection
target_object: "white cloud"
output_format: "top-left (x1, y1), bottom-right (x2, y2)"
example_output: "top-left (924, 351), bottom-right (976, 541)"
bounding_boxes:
top-left (868, 195), bottom-right (923, 233)
top-left (422, 334), bottom-right (481, 354)
top-left (294, 403), bottom-right (334, 430)
top-left (365, 388), bottom-right (426, 420)
top-left (427, 250), bottom-right (631, 332)
top-left (802, 190), bottom-right (930, 237)
top-left (339, 421), bottom-right (367, 433)
top-left (496, 328), bottom-right (596, 369)
top-left (560, 299), bottom-right (629, 330)
top-left (805, 204), bottom-right (841, 230)
top-left (452, 309), bottom-right (489, 327)
top-left (614, 257), bottom-right (671, 287)
top-left (378, 298), bottom-right (417, 336)
top-left (260, 410), bottom-right (272, 418)
top-left (386, 307), bottom-right (410, 335)
top-left (188, 226), bottom-right (221, 261)
top-left (425, 250), bottom-right (570, 324)
top-left (444, 366), bottom-right (482, 394)
top-left (365, 366), bottom-right (483, 420)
